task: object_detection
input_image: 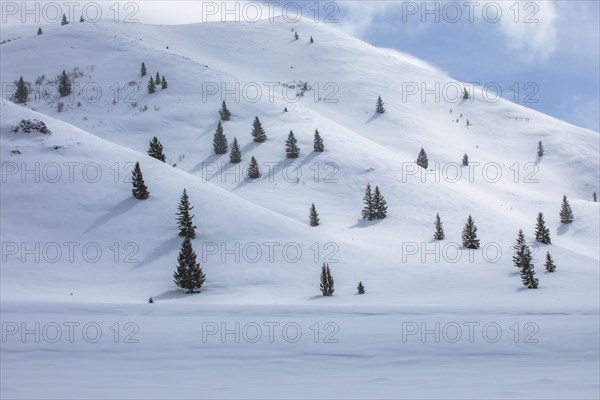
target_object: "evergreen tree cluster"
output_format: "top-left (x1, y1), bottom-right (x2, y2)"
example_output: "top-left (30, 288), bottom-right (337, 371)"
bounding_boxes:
top-left (145, 66), bottom-right (167, 93)
top-left (512, 230), bottom-right (539, 289)
top-left (362, 184), bottom-right (387, 221)
top-left (320, 263), bottom-right (335, 296)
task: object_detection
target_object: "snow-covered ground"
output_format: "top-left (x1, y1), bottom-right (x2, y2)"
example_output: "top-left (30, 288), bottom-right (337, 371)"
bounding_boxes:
top-left (1, 17), bottom-right (598, 399)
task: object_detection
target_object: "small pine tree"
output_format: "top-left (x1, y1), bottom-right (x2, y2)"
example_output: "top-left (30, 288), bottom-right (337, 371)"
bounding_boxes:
top-left (141, 62), bottom-right (147, 77)
top-left (520, 244), bottom-right (539, 289)
top-left (537, 141), bottom-right (544, 157)
top-left (148, 297), bottom-right (154, 303)
top-left (434, 212), bottom-right (445, 240)
top-left (213, 121), bottom-right (228, 155)
top-left (147, 77), bottom-right (156, 94)
top-left (176, 189), bottom-right (196, 239)
top-left (80, 16), bottom-right (84, 22)
top-left (285, 131), bottom-right (300, 159)
top-left (294, 32), bottom-right (299, 40)
top-left (416, 148), bottom-right (428, 169)
top-left (534, 212), bottom-right (551, 244)
top-left (462, 153), bottom-right (469, 166)
top-left (375, 96), bottom-right (385, 114)
top-left (147, 136), bottom-right (166, 162)
top-left (462, 88), bottom-right (469, 100)
top-left (512, 229), bottom-right (527, 271)
top-left (131, 162), bottom-right (149, 200)
top-left (559, 195), bottom-right (574, 224)
top-left (161, 76), bottom-right (167, 89)
top-left (313, 129), bottom-right (324, 152)
top-left (593, 192), bottom-right (597, 202)
top-left (58, 70), bottom-right (71, 97)
top-left (13, 76), bottom-right (29, 104)
top-left (155, 72), bottom-right (160, 84)
top-left (37, 27), bottom-right (42, 35)
top-left (309, 203), bottom-right (320, 227)
top-left (247, 156), bottom-right (261, 179)
top-left (251, 117), bottom-right (267, 143)
top-left (362, 183), bottom-right (374, 221)
top-left (284, 107), bottom-right (288, 112)
top-left (229, 137), bottom-right (241, 164)
top-left (310, 36), bottom-right (314, 43)
top-left (61, 14), bottom-right (69, 25)
top-left (357, 281), bottom-right (365, 294)
top-left (219, 101), bottom-right (231, 121)
top-left (462, 215), bottom-right (480, 249)
top-left (544, 252), bottom-right (556, 273)
top-left (372, 186), bottom-right (388, 219)
top-left (173, 238), bottom-right (206, 293)
top-left (320, 263), bottom-right (334, 296)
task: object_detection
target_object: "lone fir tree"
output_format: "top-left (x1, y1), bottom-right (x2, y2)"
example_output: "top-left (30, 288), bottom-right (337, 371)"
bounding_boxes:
top-left (313, 129), bottom-right (324, 152)
top-left (294, 31), bottom-right (299, 40)
top-left (594, 192), bottom-right (597, 202)
top-left (416, 148), bottom-right (428, 169)
top-left (462, 88), bottom-right (469, 100)
top-left (285, 130), bottom-right (300, 159)
top-left (131, 162), bottom-right (149, 200)
top-left (58, 70), bottom-right (71, 97)
top-left (534, 212), bottom-right (551, 244)
top-left (372, 186), bottom-right (388, 219)
top-left (462, 215), bottom-right (480, 249)
top-left (155, 72), bottom-right (160, 84)
top-left (362, 183), bottom-right (374, 221)
top-left (176, 189), bottom-right (196, 239)
top-left (357, 281), bottom-right (365, 295)
top-left (434, 212), bottom-right (445, 240)
top-left (161, 76), bottom-right (167, 89)
top-left (37, 27), bottom-right (42, 35)
top-left (173, 238), bottom-right (206, 293)
top-left (229, 137), bottom-right (241, 164)
top-left (519, 241), bottom-right (539, 289)
top-left (375, 96), bottom-right (385, 114)
top-left (219, 101), bottom-right (231, 121)
top-left (310, 36), bottom-right (314, 43)
top-left (544, 251), bottom-right (556, 272)
top-left (141, 62), bottom-right (147, 77)
top-left (537, 141), bottom-right (544, 157)
top-left (462, 153), bottom-right (469, 166)
top-left (251, 117), bottom-right (267, 143)
top-left (213, 121), bottom-right (228, 155)
top-left (512, 229), bottom-right (527, 271)
top-left (147, 136), bottom-right (166, 162)
top-left (61, 14), bottom-right (69, 25)
top-left (320, 263), bottom-right (335, 296)
top-left (147, 76), bottom-right (156, 94)
top-left (559, 195), bottom-right (574, 223)
top-left (309, 203), bottom-right (320, 227)
top-left (13, 76), bottom-right (29, 104)
top-left (80, 16), bottom-right (84, 22)
top-left (247, 156), bottom-right (261, 179)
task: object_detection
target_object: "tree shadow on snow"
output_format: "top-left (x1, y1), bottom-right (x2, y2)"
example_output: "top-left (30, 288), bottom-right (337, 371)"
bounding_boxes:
top-left (83, 197), bottom-right (141, 235)
top-left (349, 219), bottom-right (384, 229)
top-left (366, 113), bottom-right (381, 124)
top-left (131, 236), bottom-right (181, 270)
top-left (152, 289), bottom-right (192, 301)
top-left (189, 153), bottom-right (221, 175)
top-left (556, 224), bottom-right (570, 236)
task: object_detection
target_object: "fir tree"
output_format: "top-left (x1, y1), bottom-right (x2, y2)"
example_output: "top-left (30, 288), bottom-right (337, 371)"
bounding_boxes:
top-left (251, 117), bottom-right (267, 143)
top-left (161, 76), bottom-right (167, 89)
top-left (372, 186), bottom-right (388, 219)
top-left (131, 162), bottom-right (149, 200)
top-left (294, 31), bottom-right (299, 40)
top-left (362, 183), bottom-right (374, 221)
top-left (534, 212), bottom-right (551, 244)
top-left (176, 189), bottom-right (196, 239)
top-left (462, 215), bottom-right (480, 249)
top-left (213, 121), bottom-right (228, 155)
top-left (173, 238), bottom-right (206, 293)
top-left (313, 129), bottom-right (324, 152)
top-left (594, 192), bottom-right (597, 202)
top-left (519, 243), bottom-right (539, 289)
top-left (141, 62), bottom-right (147, 77)
top-left (544, 252), bottom-right (556, 273)
top-left (434, 212), bottom-right (445, 240)
top-left (416, 148), bottom-right (428, 169)
top-left (155, 72), bottom-right (160, 84)
top-left (148, 296), bottom-right (154, 303)
top-left (247, 156), bottom-right (261, 179)
top-left (537, 141), bottom-right (544, 157)
top-left (462, 153), bottom-right (469, 166)
top-left (147, 136), bottom-right (166, 162)
top-left (147, 76), bottom-right (156, 94)
top-left (375, 96), bottom-right (385, 114)
top-left (284, 107), bottom-right (288, 112)
top-left (462, 88), bottom-right (469, 100)
top-left (512, 229), bottom-right (527, 271)
top-left (80, 16), bottom-right (84, 22)
top-left (320, 263), bottom-right (334, 296)
top-left (310, 36), bottom-right (314, 44)
top-left (229, 137), bottom-right (241, 164)
top-left (357, 281), bottom-right (365, 294)
top-left (559, 195), bottom-right (574, 223)
top-left (58, 70), bottom-right (71, 97)
top-left (61, 14), bottom-right (69, 25)
top-left (37, 27), bottom-right (42, 35)
top-left (285, 130), bottom-right (300, 159)
top-left (13, 76), bottom-right (29, 104)
top-left (219, 101), bottom-right (231, 121)
top-left (309, 203), bottom-right (320, 227)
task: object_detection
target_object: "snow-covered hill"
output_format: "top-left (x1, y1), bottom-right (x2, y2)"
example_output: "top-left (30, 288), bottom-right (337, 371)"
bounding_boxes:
top-left (1, 17), bottom-right (599, 399)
